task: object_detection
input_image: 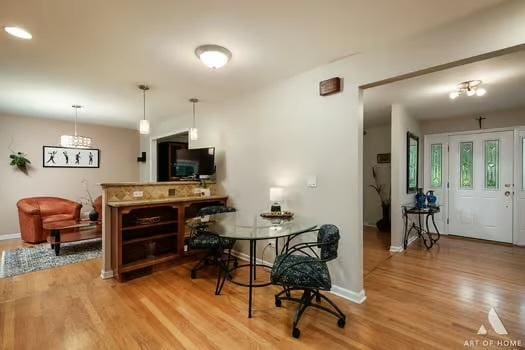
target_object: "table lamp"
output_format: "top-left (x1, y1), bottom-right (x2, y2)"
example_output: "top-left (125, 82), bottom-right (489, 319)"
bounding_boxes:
top-left (270, 187), bottom-right (284, 212)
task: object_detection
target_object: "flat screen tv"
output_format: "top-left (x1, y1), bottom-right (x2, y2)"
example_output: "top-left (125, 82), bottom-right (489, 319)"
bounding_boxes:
top-left (173, 147), bottom-right (215, 178)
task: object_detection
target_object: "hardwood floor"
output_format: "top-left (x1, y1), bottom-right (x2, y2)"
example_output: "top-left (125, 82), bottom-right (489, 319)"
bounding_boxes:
top-left (1, 233), bottom-right (524, 349)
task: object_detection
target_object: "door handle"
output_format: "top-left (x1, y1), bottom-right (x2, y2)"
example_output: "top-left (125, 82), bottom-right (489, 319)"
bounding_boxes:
top-left (505, 191), bottom-right (511, 197)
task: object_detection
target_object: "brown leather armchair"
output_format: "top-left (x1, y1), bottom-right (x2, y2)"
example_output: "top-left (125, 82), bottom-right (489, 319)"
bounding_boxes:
top-left (17, 197), bottom-right (82, 243)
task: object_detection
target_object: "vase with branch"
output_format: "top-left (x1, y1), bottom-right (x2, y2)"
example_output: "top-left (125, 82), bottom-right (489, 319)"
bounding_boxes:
top-left (80, 179), bottom-right (99, 221)
top-left (369, 166), bottom-right (391, 232)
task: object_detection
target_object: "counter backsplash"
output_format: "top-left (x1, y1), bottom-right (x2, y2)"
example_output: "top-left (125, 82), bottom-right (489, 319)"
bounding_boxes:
top-left (104, 182), bottom-right (217, 203)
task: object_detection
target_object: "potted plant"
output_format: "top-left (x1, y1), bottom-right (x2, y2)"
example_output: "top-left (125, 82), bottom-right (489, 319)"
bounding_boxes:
top-left (369, 166), bottom-right (391, 232)
top-left (80, 179), bottom-right (99, 221)
top-left (9, 151), bottom-right (31, 174)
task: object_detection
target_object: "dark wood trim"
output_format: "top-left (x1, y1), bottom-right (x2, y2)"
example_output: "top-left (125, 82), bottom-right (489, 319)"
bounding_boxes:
top-left (359, 44), bottom-right (525, 90)
top-left (406, 132), bottom-right (419, 194)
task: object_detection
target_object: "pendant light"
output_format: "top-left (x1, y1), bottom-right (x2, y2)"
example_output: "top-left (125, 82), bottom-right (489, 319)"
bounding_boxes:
top-left (138, 85), bottom-right (150, 134)
top-left (189, 98), bottom-right (199, 141)
top-left (60, 105), bottom-right (92, 148)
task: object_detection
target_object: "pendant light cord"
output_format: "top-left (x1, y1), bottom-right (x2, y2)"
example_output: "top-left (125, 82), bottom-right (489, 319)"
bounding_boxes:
top-left (143, 88), bottom-right (146, 121)
top-left (74, 107), bottom-right (78, 136)
top-left (192, 101), bottom-right (196, 128)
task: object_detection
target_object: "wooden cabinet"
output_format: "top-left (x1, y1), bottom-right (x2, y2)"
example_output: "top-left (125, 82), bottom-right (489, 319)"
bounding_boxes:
top-left (110, 196), bottom-right (227, 280)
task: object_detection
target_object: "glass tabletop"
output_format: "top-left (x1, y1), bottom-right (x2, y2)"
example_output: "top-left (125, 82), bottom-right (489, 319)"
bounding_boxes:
top-left (187, 212), bottom-right (317, 240)
top-left (42, 219), bottom-right (100, 231)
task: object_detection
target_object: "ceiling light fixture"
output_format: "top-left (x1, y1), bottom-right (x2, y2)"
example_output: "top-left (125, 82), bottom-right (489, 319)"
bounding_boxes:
top-left (449, 80), bottom-right (486, 100)
top-left (138, 84), bottom-right (150, 134)
top-left (189, 98), bottom-right (199, 141)
top-left (60, 105), bottom-right (93, 148)
top-left (195, 45), bottom-right (232, 69)
top-left (4, 26), bottom-right (32, 39)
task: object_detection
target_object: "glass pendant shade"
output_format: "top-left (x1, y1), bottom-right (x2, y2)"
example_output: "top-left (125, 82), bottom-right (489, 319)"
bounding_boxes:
top-left (139, 119), bottom-right (150, 134)
top-left (190, 127), bottom-right (198, 141)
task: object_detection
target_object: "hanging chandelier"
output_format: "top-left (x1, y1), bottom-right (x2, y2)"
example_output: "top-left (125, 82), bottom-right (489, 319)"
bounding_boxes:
top-left (189, 98), bottom-right (199, 141)
top-left (138, 84), bottom-right (151, 134)
top-left (449, 80), bottom-right (486, 99)
top-left (60, 105), bottom-right (92, 148)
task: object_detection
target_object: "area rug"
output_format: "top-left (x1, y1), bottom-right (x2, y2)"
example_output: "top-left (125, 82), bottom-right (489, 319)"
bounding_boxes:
top-left (0, 240), bottom-right (102, 278)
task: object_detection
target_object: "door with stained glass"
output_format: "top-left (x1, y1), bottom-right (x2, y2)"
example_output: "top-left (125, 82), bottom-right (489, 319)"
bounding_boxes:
top-left (448, 131), bottom-right (513, 243)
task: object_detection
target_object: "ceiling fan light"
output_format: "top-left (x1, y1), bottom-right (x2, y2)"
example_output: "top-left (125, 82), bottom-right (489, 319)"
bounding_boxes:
top-left (449, 91), bottom-right (460, 99)
top-left (476, 88), bottom-right (486, 97)
top-left (466, 89), bottom-right (476, 97)
top-left (195, 45), bottom-right (232, 69)
top-left (4, 26), bottom-right (32, 39)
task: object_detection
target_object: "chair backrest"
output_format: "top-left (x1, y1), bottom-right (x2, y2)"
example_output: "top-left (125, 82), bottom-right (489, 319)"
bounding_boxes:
top-left (318, 224), bottom-right (340, 261)
top-left (198, 205), bottom-right (236, 216)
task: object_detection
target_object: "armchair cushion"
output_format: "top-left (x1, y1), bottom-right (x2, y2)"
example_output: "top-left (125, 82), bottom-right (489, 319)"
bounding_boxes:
top-left (188, 231), bottom-right (235, 250)
top-left (271, 254), bottom-right (331, 291)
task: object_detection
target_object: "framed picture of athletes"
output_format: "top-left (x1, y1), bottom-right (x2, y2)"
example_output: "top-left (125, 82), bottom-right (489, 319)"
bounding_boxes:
top-left (42, 146), bottom-right (100, 168)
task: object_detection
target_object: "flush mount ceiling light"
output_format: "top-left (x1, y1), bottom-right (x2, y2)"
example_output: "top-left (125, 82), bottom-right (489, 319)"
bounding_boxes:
top-left (60, 105), bottom-right (93, 148)
top-left (138, 84), bottom-right (151, 134)
top-left (449, 80), bottom-right (486, 99)
top-left (195, 45), bottom-right (232, 69)
top-left (4, 26), bottom-right (32, 39)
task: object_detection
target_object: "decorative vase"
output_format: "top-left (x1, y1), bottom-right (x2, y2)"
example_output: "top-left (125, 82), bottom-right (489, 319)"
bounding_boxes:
top-left (89, 210), bottom-right (99, 222)
top-left (376, 203), bottom-right (391, 232)
top-left (426, 190), bottom-right (438, 208)
top-left (415, 188), bottom-right (426, 209)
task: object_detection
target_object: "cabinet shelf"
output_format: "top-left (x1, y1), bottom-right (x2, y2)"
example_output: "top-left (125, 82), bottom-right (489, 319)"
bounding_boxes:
top-left (123, 232), bottom-right (177, 246)
top-left (122, 219), bottom-right (178, 231)
top-left (120, 252), bottom-right (178, 273)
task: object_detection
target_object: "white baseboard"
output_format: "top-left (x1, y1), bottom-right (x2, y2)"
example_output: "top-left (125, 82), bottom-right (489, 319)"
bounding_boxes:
top-left (330, 285), bottom-right (367, 304)
top-left (0, 233), bottom-right (21, 241)
top-left (100, 270), bottom-right (114, 279)
top-left (232, 249), bottom-right (367, 304)
top-left (389, 234), bottom-right (418, 252)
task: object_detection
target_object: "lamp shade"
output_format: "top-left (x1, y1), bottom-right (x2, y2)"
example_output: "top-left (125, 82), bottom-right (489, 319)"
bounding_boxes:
top-left (269, 187), bottom-right (284, 202)
top-left (139, 119), bottom-right (150, 134)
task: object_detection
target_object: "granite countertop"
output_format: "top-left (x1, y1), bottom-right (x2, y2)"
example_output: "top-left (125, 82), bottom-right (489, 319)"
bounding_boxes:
top-left (99, 181), bottom-right (214, 187)
top-left (106, 195), bottom-right (228, 207)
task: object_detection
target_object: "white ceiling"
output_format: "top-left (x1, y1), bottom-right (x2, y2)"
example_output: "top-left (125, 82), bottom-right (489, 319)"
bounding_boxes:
top-left (364, 49), bottom-right (525, 126)
top-left (0, 0), bottom-right (504, 129)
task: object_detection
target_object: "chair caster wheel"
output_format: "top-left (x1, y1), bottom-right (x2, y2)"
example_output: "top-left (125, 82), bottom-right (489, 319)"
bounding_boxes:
top-left (315, 294), bottom-right (321, 303)
top-left (275, 297), bottom-right (282, 307)
top-left (292, 328), bottom-right (301, 338)
top-left (190, 270), bottom-right (196, 279)
top-left (337, 317), bottom-right (346, 328)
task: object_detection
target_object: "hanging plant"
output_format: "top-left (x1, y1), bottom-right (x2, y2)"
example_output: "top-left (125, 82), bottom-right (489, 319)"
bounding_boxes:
top-left (9, 152), bottom-right (31, 174)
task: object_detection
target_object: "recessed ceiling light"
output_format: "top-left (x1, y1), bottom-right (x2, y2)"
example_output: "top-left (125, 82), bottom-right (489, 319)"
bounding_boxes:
top-left (195, 45), bottom-right (232, 69)
top-left (4, 26), bottom-right (32, 39)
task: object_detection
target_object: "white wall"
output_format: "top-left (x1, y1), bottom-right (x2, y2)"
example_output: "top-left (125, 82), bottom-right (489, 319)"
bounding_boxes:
top-left (363, 123), bottom-right (391, 226)
top-left (420, 107), bottom-right (525, 135)
top-left (390, 105), bottom-right (422, 249)
top-left (141, 0), bottom-right (525, 299)
top-left (0, 115), bottom-right (140, 237)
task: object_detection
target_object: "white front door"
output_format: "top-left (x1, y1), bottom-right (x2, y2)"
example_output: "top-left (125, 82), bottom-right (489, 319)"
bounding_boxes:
top-left (448, 131), bottom-right (513, 243)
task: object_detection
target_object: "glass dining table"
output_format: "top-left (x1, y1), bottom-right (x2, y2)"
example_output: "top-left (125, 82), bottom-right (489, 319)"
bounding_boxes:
top-left (187, 211), bottom-right (317, 318)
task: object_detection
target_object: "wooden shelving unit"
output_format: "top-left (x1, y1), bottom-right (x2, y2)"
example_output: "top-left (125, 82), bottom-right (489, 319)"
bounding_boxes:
top-left (110, 196), bottom-right (228, 280)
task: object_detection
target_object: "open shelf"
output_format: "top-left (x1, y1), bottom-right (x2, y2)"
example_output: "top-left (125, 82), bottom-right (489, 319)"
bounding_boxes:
top-left (123, 232), bottom-right (177, 245)
top-left (120, 252), bottom-right (178, 273)
top-left (122, 220), bottom-right (178, 231)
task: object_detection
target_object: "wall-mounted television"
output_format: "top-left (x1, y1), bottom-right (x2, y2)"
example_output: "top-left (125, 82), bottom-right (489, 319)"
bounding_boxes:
top-left (173, 147), bottom-right (215, 178)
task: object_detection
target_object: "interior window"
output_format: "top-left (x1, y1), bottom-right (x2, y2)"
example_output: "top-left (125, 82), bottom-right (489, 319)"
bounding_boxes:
top-left (430, 143), bottom-right (442, 188)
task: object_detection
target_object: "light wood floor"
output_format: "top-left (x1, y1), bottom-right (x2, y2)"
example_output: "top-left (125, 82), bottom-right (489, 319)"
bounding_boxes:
top-left (1, 230), bottom-right (524, 349)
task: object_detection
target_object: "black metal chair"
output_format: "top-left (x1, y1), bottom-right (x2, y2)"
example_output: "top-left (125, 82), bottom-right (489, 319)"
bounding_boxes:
top-left (188, 205), bottom-right (237, 279)
top-left (271, 224), bottom-right (346, 338)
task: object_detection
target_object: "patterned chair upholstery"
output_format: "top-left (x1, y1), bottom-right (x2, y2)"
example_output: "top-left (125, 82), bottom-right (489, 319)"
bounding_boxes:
top-left (188, 205), bottom-right (237, 279)
top-left (271, 224), bottom-right (345, 338)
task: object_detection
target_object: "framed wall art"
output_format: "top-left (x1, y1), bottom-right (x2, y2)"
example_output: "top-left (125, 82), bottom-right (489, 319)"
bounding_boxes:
top-left (42, 146), bottom-right (100, 168)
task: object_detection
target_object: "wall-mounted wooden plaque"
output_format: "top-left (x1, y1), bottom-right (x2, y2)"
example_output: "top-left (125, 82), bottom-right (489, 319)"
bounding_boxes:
top-left (319, 77), bottom-right (341, 96)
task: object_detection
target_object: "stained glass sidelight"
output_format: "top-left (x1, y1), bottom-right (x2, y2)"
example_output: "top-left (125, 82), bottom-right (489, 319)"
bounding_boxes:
top-left (430, 144), bottom-right (442, 188)
top-left (460, 142), bottom-right (474, 189)
top-left (484, 140), bottom-right (499, 190)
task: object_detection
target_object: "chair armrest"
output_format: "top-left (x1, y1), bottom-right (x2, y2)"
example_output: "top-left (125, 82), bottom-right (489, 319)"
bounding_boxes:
top-left (17, 200), bottom-right (40, 215)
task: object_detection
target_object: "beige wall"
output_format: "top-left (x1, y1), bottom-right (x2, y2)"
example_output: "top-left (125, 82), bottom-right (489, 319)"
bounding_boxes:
top-left (421, 107), bottom-right (525, 135)
top-left (0, 115), bottom-right (140, 236)
top-left (363, 123), bottom-right (391, 226)
top-left (391, 104), bottom-right (422, 250)
top-left (139, 0), bottom-right (525, 300)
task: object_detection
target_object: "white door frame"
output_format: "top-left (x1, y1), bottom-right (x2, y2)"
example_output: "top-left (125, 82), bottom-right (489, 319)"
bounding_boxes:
top-left (425, 125), bottom-right (525, 245)
top-left (149, 128), bottom-right (190, 182)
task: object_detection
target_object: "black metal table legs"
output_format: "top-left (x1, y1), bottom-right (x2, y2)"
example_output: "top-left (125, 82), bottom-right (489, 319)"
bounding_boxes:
top-left (403, 212), bottom-right (440, 250)
top-left (50, 229), bottom-right (61, 255)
